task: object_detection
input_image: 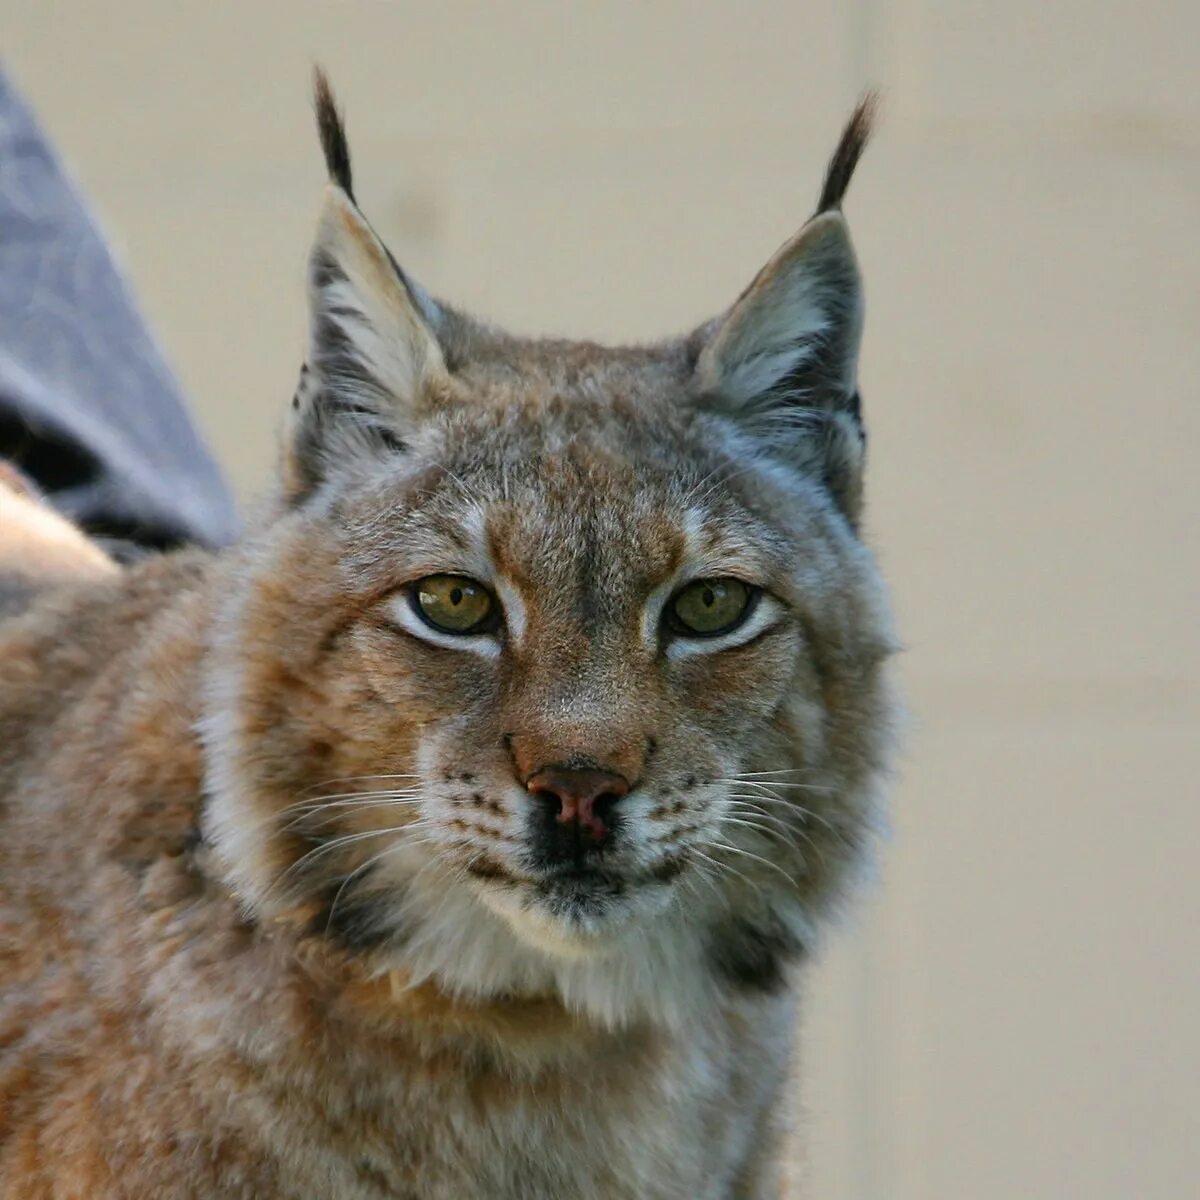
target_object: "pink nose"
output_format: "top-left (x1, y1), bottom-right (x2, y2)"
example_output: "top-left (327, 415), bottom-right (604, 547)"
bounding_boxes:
top-left (525, 767), bottom-right (631, 843)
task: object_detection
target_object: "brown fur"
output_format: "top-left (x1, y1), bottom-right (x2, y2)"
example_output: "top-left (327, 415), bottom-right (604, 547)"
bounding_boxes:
top-left (0, 83), bottom-right (895, 1198)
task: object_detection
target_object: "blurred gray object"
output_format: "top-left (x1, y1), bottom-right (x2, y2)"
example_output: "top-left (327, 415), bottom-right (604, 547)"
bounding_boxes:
top-left (0, 66), bottom-right (236, 551)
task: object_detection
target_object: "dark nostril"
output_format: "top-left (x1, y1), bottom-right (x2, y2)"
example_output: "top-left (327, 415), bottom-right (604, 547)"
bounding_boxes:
top-left (591, 790), bottom-right (622, 826)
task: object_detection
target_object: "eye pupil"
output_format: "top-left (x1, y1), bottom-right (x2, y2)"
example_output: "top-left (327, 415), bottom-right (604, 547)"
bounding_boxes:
top-left (450, 587), bottom-right (463, 606)
top-left (702, 587), bottom-right (715, 607)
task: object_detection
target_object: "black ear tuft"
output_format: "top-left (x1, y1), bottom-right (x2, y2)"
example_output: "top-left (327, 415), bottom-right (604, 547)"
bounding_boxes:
top-left (816, 91), bottom-right (879, 214)
top-left (313, 66), bottom-right (354, 201)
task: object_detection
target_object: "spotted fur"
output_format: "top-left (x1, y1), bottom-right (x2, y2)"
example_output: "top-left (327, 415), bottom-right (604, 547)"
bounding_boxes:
top-left (0, 77), bottom-right (896, 1198)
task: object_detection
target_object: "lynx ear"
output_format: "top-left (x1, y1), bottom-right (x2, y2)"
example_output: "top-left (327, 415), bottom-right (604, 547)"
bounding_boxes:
top-left (693, 97), bottom-right (875, 523)
top-left (285, 72), bottom-right (448, 500)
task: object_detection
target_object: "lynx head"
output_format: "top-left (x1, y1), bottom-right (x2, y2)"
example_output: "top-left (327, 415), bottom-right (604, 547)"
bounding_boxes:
top-left (202, 74), bottom-right (895, 1027)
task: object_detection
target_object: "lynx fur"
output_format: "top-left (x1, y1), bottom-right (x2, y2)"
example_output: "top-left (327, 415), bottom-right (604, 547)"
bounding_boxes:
top-left (0, 78), bottom-right (894, 1198)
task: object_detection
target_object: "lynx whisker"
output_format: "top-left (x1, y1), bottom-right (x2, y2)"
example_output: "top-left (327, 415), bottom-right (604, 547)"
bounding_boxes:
top-left (704, 837), bottom-right (797, 890)
top-left (323, 839), bottom-right (415, 936)
top-left (677, 850), bottom-right (737, 917)
top-left (724, 796), bottom-right (830, 864)
top-left (281, 786), bottom-right (425, 815)
top-left (725, 793), bottom-right (842, 855)
top-left (720, 811), bottom-right (807, 856)
top-left (722, 798), bottom-right (797, 834)
top-left (279, 823), bottom-right (426, 889)
top-left (723, 805), bottom-right (825, 867)
top-left (732, 767), bottom-right (814, 776)
top-left (296, 772), bottom-right (422, 798)
top-left (723, 787), bottom-right (838, 827)
top-left (691, 840), bottom-right (753, 897)
top-left (718, 773), bottom-right (834, 793)
top-left (237, 790), bottom-right (425, 839)
top-left (274, 791), bottom-right (423, 824)
top-left (686, 845), bottom-right (761, 901)
top-left (281, 795), bottom-right (426, 832)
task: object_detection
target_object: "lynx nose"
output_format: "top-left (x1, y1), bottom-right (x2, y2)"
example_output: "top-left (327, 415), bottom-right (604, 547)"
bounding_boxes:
top-left (525, 767), bottom-right (630, 844)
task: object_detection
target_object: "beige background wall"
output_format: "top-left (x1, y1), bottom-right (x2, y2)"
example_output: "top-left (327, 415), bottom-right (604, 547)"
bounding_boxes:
top-left (5, 2), bottom-right (1198, 1196)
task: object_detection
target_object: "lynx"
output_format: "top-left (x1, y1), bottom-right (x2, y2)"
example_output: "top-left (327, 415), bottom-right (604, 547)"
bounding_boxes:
top-left (0, 75), bottom-right (895, 1198)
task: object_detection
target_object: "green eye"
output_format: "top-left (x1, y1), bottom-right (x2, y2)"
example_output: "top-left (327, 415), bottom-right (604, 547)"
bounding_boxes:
top-left (668, 578), bottom-right (755, 638)
top-left (411, 575), bottom-right (495, 634)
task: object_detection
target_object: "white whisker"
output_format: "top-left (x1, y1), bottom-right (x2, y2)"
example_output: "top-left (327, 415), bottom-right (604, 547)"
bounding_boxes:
top-left (281, 796), bottom-right (426, 832)
top-left (296, 773), bottom-right (421, 797)
top-left (691, 842), bottom-right (762, 896)
top-left (323, 840), bottom-right (412, 935)
top-left (724, 793), bottom-right (843, 853)
top-left (721, 807), bottom-right (825, 867)
top-left (704, 837), bottom-right (797, 890)
top-left (715, 774), bottom-right (834, 794)
top-left (281, 823), bottom-right (420, 883)
top-left (279, 787), bottom-right (424, 816)
top-left (720, 812), bottom-right (805, 854)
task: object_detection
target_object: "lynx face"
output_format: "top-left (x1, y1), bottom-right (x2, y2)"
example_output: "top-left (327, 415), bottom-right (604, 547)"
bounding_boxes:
top-left (202, 82), bottom-right (894, 1023)
top-left (317, 401), bottom-right (837, 953)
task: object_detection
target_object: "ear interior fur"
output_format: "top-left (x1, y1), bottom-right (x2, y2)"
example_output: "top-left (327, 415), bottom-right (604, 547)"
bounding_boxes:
top-left (309, 186), bottom-right (447, 409)
top-left (692, 97), bottom-right (876, 524)
top-left (693, 212), bottom-right (867, 521)
top-left (285, 76), bottom-right (448, 501)
top-left (695, 213), bottom-right (862, 409)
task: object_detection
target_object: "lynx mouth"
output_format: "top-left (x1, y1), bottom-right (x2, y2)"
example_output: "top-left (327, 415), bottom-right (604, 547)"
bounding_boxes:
top-left (532, 855), bottom-right (691, 916)
top-left (471, 854), bottom-right (691, 956)
top-left (462, 857), bottom-right (623, 890)
top-left (466, 848), bottom-right (691, 927)
top-left (536, 866), bottom-right (629, 907)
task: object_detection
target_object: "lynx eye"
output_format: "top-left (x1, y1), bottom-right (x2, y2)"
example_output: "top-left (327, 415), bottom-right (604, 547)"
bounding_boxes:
top-left (410, 575), bottom-right (495, 634)
top-left (667, 578), bottom-right (755, 638)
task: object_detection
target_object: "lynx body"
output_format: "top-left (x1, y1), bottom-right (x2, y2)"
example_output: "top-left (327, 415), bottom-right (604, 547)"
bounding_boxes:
top-left (0, 81), bottom-right (894, 1198)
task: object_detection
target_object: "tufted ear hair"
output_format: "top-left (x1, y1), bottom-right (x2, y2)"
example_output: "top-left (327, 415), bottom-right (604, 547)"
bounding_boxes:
top-left (284, 70), bottom-right (449, 501)
top-left (692, 96), bottom-right (876, 524)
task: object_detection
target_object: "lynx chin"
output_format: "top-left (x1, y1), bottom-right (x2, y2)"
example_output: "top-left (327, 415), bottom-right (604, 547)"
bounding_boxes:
top-left (0, 73), bottom-right (896, 1199)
